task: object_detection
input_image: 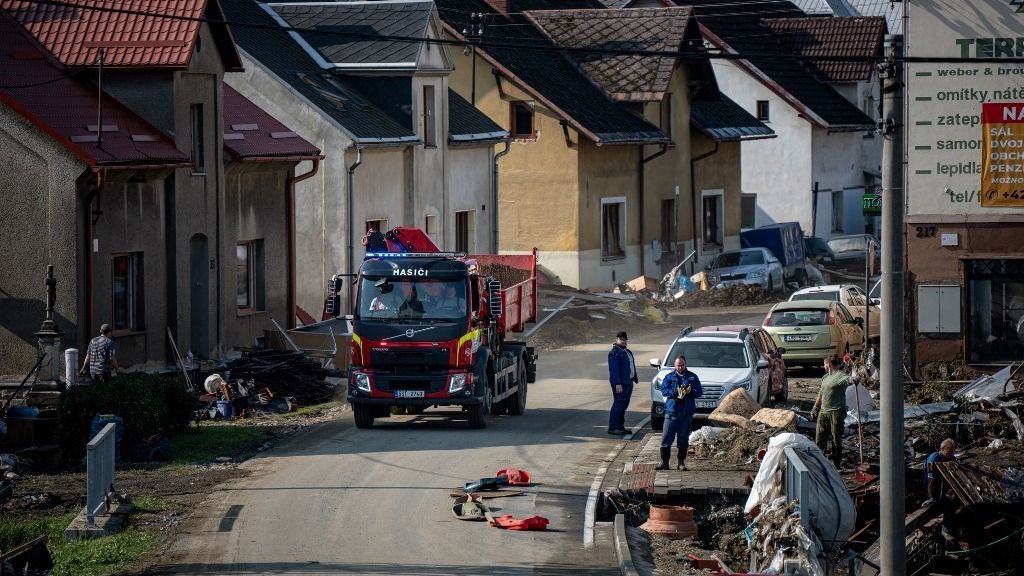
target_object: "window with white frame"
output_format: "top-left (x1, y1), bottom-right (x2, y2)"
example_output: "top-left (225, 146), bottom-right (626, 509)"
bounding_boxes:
top-left (236, 240), bottom-right (265, 311)
top-left (601, 197), bottom-right (626, 259)
top-left (455, 210), bottom-right (475, 253)
top-left (701, 190), bottom-right (724, 249)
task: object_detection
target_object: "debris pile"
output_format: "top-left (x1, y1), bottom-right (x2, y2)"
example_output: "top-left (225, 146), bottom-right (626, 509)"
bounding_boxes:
top-left (225, 349), bottom-right (338, 406)
top-left (670, 284), bottom-right (777, 309)
top-left (690, 425), bottom-right (782, 470)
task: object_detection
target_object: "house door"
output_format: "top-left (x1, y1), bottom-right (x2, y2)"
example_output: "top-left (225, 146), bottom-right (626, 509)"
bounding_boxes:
top-left (190, 234), bottom-right (210, 359)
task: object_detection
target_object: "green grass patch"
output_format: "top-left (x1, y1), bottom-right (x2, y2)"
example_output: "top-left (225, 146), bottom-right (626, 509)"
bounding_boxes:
top-left (130, 495), bottom-right (175, 513)
top-left (167, 424), bottom-right (266, 465)
top-left (0, 512), bottom-right (156, 576)
top-left (276, 400), bottom-right (341, 419)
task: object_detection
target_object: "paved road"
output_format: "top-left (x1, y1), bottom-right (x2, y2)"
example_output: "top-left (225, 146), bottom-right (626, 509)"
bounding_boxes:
top-left (153, 307), bottom-right (768, 575)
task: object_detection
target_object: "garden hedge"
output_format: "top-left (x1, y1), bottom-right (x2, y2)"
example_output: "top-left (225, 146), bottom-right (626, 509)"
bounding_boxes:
top-left (57, 372), bottom-right (194, 463)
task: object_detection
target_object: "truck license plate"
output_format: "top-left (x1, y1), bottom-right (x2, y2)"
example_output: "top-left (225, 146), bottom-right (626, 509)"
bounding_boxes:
top-left (395, 390), bottom-right (425, 398)
top-left (696, 400), bottom-right (716, 409)
top-left (784, 335), bottom-right (814, 342)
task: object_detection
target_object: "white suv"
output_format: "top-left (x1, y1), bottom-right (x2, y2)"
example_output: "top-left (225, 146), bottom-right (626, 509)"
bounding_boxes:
top-left (648, 326), bottom-right (781, 430)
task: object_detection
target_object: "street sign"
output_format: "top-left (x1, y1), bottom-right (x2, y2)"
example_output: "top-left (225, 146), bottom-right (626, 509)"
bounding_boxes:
top-left (862, 192), bottom-right (881, 216)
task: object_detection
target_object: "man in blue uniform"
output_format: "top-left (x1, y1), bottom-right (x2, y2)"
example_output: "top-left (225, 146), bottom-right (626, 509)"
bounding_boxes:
top-left (607, 331), bottom-right (637, 435)
top-left (658, 355), bottom-right (702, 470)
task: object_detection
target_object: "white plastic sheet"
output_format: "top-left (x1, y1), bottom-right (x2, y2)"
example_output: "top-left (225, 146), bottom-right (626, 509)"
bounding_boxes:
top-left (688, 425), bottom-right (725, 445)
top-left (745, 433), bottom-right (856, 551)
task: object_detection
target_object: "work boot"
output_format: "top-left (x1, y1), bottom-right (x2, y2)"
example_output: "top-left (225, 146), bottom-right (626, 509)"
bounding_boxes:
top-left (677, 449), bottom-right (687, 471)
top-left (655, 447), bottom-right (671, 470)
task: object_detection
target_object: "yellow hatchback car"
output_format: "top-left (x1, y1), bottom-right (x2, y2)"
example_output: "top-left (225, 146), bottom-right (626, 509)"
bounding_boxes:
top-left (761, 300), bottom-right (865, 368)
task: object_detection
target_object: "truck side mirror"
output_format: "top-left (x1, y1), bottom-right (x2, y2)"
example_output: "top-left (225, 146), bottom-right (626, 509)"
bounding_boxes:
top-left (487, 278), bottom-right (502, 318)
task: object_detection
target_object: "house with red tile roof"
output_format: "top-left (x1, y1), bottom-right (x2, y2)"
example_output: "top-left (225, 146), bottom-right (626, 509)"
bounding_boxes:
top-left (0, 2), bottom-right (321, 375)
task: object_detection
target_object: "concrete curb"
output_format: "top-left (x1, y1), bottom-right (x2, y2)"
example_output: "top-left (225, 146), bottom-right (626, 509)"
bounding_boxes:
top-left (614, 514), bottom-right (640, 576)
top-left (583, 416), bottom-right (650, 548)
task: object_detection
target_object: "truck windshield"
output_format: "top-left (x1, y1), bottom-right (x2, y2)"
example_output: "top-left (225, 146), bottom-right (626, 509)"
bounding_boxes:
top-left (358, 277), bottom-right (467, 321)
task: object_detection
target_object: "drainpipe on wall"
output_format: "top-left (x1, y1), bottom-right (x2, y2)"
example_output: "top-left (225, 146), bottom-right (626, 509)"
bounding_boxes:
top-left (346, 146), bottom-right (364, 312)
top-left (639, 143), bottom-right (668, 278)
top-left (689, 141), bottom-right (719, 275)
top-left (810, 181), bottom-right (820, 238)
top-left (491, 140), bottom-right (511, 253)
top-left (83, 168), bottom-right (106, 344)
top-left (285, 157), bottom-right (321, 328)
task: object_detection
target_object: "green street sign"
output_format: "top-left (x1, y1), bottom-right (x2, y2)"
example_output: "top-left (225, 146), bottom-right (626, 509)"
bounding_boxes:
top-left (862, 193), bottom-right (881, 216)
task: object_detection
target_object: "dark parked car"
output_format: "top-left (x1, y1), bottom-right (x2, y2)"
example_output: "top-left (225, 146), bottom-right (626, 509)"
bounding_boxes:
top-left (803, 236), bottom-right (834, 266)
top-left (827, 234), bottom-right (880, 273)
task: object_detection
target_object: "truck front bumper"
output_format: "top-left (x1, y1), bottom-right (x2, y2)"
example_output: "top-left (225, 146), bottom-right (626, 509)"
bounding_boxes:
top-left (347, 390), bottom-right (482, 407)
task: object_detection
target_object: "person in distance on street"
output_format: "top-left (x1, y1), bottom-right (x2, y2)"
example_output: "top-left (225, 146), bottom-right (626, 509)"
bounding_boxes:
top-left (657, 355), bottom-right (702, 470)
top-left (810, 354), bottom-right (850, 469)
top-left (607, 331), bottom-right (638, 435)
top-left (80, 323), bottom-right (119, 382)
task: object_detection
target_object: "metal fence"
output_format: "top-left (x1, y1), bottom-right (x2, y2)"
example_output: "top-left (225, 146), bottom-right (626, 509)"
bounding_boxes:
top-left (86, 423), bottom-right (117, 526)
top-left (783, 445), bottom-right (812, 534)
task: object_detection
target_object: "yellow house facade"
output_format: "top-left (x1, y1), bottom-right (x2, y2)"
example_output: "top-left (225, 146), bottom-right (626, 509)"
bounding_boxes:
top-left (439, 4), bottom-right (773, 288)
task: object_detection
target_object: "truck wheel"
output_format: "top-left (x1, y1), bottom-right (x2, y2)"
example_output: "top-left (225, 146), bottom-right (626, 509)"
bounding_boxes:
top-left (490, 397), bottom-right (506, 416)
top-left (468, 387), bottom-right (490, 429)
top-left (508, 364), bottom-right (528, 416)
top-left (353, 404), bottom-right (375, 429)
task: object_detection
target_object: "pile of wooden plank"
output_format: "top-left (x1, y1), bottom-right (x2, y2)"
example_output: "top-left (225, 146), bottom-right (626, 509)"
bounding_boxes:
top-left (226, 349), bottom-right (338, 406)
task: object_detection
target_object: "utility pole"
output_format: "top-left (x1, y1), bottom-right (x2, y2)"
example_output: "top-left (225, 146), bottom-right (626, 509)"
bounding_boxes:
top-left (879, 33), bottom-right (906, 576)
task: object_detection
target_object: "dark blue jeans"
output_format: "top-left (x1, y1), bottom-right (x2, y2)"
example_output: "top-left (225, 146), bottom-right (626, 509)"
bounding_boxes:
top-left (660, 412), bottom-right (693, 461)
top-left (608, 382), bottom-right (633, 431)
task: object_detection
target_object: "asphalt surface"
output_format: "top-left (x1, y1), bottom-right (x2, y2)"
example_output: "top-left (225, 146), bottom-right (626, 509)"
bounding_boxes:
top-left (153, 306), bottom-right (769, 576)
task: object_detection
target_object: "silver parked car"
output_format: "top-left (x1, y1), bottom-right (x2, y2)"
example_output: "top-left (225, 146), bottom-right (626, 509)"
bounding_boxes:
top-left (707, 248), bottom-right (784, 292)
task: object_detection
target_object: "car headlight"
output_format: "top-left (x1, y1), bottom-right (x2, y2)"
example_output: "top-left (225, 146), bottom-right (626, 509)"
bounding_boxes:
top-left (448, 373), bottom-right (467, 394)
top-left (353, 372), bottom-right (371, 393)
top-left (748, 270), bottom-right (765, 278)
top-left (741, 379), bottom-right (752, 391)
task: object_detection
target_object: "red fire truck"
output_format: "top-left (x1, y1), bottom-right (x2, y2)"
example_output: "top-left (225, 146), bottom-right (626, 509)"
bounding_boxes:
top-left (345, 228), bottom-right (538, 428)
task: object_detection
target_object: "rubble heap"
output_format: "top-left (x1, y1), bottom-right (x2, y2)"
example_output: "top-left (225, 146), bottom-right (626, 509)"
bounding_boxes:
top-left (225, 349), bottom-right (338, 406)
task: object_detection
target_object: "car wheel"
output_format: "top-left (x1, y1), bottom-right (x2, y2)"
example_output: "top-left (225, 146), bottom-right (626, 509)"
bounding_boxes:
top-left (651, 414), bottom-right (664, 432)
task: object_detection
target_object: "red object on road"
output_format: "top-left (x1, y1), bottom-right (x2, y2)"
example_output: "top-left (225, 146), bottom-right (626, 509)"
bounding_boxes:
top-left (491, 514), bottom-right (549, 530)
top-left (496, 468), bottom-right (532, 486)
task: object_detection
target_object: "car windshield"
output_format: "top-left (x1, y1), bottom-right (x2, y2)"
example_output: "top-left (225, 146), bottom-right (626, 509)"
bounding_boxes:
top-left (829, 236), bottom-right (871, 253)
top-left (665, 341), bottom-right (749, 369)
top-left (358, 276), bottom-right (467, 321)
top-left (767, 308), bottom-right (829, 327)
top-left (714, 251), bottom-right (764, 268)
top-left (791, 292), bottom-right (840, 302)
top-left (870, 280), bottom-right (881, 298)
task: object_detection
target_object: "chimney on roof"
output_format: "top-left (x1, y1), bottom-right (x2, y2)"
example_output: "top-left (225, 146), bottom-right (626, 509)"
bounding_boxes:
top-left (484, 0), bottom-right (509, 15)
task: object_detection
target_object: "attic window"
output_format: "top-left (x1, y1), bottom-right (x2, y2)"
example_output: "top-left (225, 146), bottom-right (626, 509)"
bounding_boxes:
top-left (510, 101), bottom-right (535, 139)
top-left (756, 100), bottom-right (770, 122)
